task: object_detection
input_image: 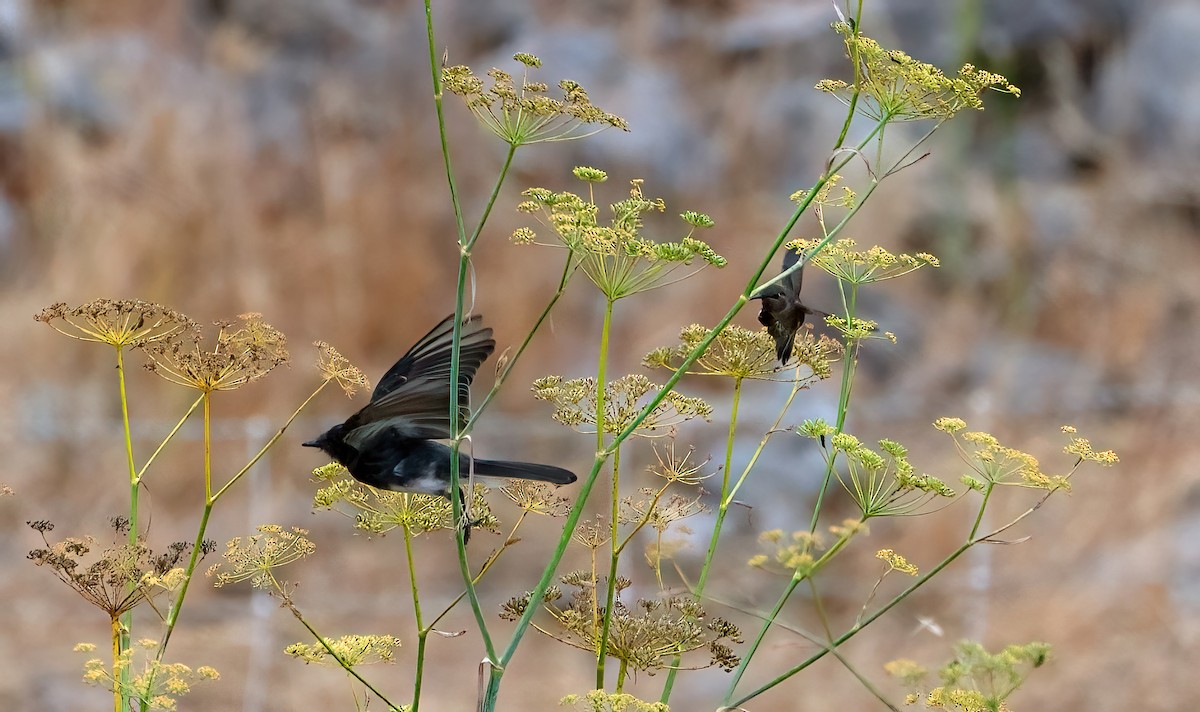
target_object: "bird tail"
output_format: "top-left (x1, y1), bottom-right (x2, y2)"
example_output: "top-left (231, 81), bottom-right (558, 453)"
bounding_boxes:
top-left (469, 459), bottom-right (577, 485)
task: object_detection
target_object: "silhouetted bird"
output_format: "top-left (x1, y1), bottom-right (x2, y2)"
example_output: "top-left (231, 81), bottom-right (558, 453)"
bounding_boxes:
top-left (754, 250), bottom-right (828, 364)
top-left (303, 314), bottom-right (577, 540)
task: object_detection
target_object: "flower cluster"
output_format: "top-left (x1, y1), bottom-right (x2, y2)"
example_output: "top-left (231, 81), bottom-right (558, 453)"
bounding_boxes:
top-left (800, 421), bottom-right (955, 517)
top-left (314, 341), bottom-right (370, 397)
top-left (816, 23), bottom-right (1019, 122)
top-left (515, 169), bottom-right (726, 300)
top-left (207, 525), bottom-right (316, 592)
top-left (142, 312), bottom-right (288, 393)
top-left (790, 238), bottom-right (939, 286)
top-left (27, 519), bottom-right (200, 618)
top-left (35, 299), bottom-right (194, 348)
top-left (285, 634), bottom-right (402, 666)
top-left (645, 322), bottom-right (842, 381)
top-left (935, 418), bottom-right (1117, 493)
top-left (501, 572), bottom-right (741, 675)
top-left (311, 463), bottom-right (499, 537)
top-left (443, 53), bottom-right (627, 146)
top-left (532, 373), bottom-right (711, 436)
top-left (560, 690), bottom-right (669, 712)
top-left (77, 639), bottom-right (219, 711)
top-left (886, 640), bottom-right (1050, 711)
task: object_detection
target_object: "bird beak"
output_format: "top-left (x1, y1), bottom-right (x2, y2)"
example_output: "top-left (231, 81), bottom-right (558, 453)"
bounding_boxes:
top-left (302, 439), bottom-right (321, 448)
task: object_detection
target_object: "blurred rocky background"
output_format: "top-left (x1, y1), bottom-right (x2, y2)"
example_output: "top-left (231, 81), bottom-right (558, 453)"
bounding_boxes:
top-left (2, 0), bottom-right (1197, 709)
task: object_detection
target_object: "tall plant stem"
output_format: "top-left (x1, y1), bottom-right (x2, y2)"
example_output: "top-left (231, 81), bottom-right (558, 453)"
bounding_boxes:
top-left (404, 525), bottom-right (427, 711)
top-left (596, 444), bottom-right (621, 688)
top-left (115, 346), bottom-right (136, 708)
top-left (593, 298), bottom-right (616, 687)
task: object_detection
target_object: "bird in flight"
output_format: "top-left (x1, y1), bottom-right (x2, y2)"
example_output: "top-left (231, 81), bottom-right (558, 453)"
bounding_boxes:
top-left (303, 314), bottom-right (576, 540)
top-left (754, 249), bottom-right (828, 364)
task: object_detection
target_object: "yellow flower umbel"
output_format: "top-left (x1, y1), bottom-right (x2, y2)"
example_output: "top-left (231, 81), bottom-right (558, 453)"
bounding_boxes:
top-left (311, 463), bottom-right (499, 537)
top-left (516, 169), bottom-right (726, 300)
top-left (560, 690), bottom-right (669, 712)
top-left (935, 418), bottom-right (1118, 493)
top-left (816, 22), bottom-right (1019, 122)
top-left (77, 639), bottom-right (219, 712)
top-left (532, 373), bottom-right (712, 437)
top-left (792, 238), bottom-right (939, 286)
top-left (206, 524), bottom-right (316, 593)
top-left (141, 313), bottom-right (288, 393)
top-left (645, 322), bottom-right (842, 381)
top-left (800, 421), bottom-right (955, 517)
top-left (887, 640), bottom-right (1050, 712)
top-left (285, 634), bottom-right (402, 666)
top-left (35, 299), bottom-right (194, 348)
top-left (443, 53), bottom-right (627, 146)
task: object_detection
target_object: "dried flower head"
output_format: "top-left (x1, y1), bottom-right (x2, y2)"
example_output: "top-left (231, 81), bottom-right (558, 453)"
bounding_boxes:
top-left (207, 525), bottom-right (315, 591)
top-left (532, 374), bottom-right (712, 437)
top-left (791, 238), bottom-right (939, 286)
top-left (443, 54), bottom-right (627, 146)
top-left (501, 480), bottom-right (572, 517)
top-left (621, 490), bottom-right (707, 533)
top-left (285, 634), bottom-right (402, 666)
top-left (35, 299), bottom-right (194, 348)
top-left (645, 322), bottom-right (842, 381)
top-left (515, 173), bottom-right (726, 300)
top-left (78, 643), bottom-right (219, 711)
top-left (314, 341), bottom-right (370, 397)
top-left (646, 440), bottom-right (712, 486)
top-left (141, 313), bottom-right (288, 393)
top-left (28, 519), bottom-right (197, 618)
top-left (816, 23), bottom-right (1019, 122)
top-left (312, 463), bottom-right (499, 537)
top-left (515, 575), bottom-right (741, 676)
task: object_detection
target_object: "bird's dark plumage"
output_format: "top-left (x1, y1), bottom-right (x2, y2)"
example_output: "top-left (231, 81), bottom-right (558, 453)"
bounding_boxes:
top-left (754, 250), bottom-right (828, 364)
top-left (303, 314), bottom-right (577, 540)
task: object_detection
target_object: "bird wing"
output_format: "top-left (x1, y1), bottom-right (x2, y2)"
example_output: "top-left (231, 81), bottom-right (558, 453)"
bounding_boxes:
top-left (344, 314), bottom-right (495, 444)
top-left (779, 248), bottom-right (804, 297)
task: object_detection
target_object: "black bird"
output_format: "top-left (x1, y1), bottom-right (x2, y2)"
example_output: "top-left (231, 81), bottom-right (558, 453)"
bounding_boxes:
top-left (303, 314), bottom-right (577, 539)
top-left (754, 249), bottom-right (828, 364)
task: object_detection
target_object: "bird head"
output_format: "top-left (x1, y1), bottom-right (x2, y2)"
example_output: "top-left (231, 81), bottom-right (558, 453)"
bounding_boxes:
top-left (302, 423), bottom-right (345, 456)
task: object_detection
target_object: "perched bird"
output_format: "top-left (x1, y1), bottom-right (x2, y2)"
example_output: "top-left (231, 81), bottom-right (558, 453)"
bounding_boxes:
top-left (754, 249), bottom-right (828, 364)
top-left (303, 314), bottom-right (577, 540)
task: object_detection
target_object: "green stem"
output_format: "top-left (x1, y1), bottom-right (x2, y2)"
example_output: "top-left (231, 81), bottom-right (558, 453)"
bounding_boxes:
top-left (616, 658), bottom-right (629, 694)
top-left (596, 444), bottom-right (621, 688)
top-left (404, 525), bottom-right (426, 711)
top-left (115, 346), bottom-right (136, 709)
top-left (593, 298), bottom-right (615, 687)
